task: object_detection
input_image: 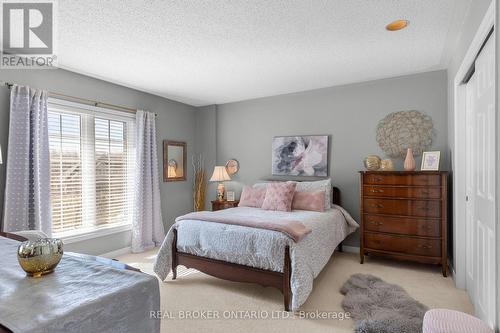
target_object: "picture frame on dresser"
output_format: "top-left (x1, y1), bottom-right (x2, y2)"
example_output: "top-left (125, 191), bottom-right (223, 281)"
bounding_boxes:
top-left (421, 151), bottom-right (441, 171)
top-left (359, 171), bottom-right (448, 277)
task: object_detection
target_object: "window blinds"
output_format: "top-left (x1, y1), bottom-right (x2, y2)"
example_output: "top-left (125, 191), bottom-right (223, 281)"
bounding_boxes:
top-left (47, 99), bottom-right (136, 235)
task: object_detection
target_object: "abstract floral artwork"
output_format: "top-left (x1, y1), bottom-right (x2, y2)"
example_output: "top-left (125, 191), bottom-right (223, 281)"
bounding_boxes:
top-left (272, 136), bottom-right (328, 176)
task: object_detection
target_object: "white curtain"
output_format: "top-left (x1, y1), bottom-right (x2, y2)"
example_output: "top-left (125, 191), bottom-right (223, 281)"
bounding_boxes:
top-left (132, 110), bottom-right (164, 252)
top-left (3, 85), bottom-right (52, 235)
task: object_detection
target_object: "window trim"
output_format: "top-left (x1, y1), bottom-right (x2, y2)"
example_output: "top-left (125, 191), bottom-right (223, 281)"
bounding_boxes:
top-left (48, 97), bottom-right (136, 240)
top-left (55, 222), bottom-right (132, 244)
top-left (48, 98), bottom-right (136, 120)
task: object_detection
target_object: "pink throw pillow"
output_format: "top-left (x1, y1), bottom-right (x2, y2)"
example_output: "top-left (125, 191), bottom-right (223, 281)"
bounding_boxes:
top-left (239, 186), bottom-right (267, 208)
top-left (292, 191), bottom-right (325, 212)
top-left (261, 181), bottom-right (297, 212)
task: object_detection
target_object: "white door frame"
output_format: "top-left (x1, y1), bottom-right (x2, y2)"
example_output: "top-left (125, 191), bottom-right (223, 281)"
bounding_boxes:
top-left (496, 2), bottom-right (500, 329)
top-left (453, 0), bottom-right (495, 289)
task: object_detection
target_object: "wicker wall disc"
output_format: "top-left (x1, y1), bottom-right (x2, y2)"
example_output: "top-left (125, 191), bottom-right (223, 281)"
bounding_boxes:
top-left (376, 110), bottom-right (434, 158)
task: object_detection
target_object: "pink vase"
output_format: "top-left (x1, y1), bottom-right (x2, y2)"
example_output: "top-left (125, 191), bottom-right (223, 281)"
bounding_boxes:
top-left (404, 148), bottom-right (416, 171)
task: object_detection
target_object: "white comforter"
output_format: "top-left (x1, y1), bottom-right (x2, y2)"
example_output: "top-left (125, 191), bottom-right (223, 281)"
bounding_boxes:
top-left (154, 205), bottom-right (358, 310)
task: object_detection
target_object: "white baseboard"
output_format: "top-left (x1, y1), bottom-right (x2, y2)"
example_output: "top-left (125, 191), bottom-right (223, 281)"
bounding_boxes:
top-left (100, 247), bottom-right (132, 259)
top-left (448, 258), bottom-right (459, 286)
top-left (341, 245), bottom-right (360, 254)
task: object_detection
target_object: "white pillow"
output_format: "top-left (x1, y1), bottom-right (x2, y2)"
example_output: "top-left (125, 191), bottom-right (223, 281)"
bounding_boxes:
top-left (295, 179), bottom-right (332, 209)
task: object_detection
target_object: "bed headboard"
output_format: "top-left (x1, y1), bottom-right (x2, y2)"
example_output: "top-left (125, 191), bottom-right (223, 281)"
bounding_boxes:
top-left (332, 186), bottom-right (341, 206)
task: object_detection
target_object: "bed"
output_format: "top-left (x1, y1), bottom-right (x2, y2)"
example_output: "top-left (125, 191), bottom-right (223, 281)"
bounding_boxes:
top-left (154, 186), bottom-right (358, 311)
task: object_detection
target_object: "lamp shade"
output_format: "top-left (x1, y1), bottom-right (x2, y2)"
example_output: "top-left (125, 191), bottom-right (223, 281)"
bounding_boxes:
top-left (209, 166), bottom-right (231, 182)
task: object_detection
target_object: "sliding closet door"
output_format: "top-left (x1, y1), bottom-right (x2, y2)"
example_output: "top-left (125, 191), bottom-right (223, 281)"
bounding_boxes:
top-left (465, 33), bottom-right (496, 328)
top-left (465, 72), bottom-right (476, 308)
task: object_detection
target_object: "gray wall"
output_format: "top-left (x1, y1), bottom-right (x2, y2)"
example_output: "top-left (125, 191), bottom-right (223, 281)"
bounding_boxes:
top-left (0, 68), bottom-right (197, 255)
top-left (195, 105), bottom-right (217, 209)
top-left (216, 70), bottom-right (448, 247)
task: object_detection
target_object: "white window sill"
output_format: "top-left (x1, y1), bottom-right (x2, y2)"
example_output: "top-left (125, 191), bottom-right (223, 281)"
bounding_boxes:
top-left (53, 223), bottom-right (132, 244)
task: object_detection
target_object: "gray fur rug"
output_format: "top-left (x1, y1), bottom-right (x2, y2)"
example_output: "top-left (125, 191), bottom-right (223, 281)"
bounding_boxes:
top-left (340, 274), bottom-right (428, 333)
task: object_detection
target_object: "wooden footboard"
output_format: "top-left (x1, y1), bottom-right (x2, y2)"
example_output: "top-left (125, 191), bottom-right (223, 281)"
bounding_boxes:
top-left (171, 228), bottom-right (293, 311)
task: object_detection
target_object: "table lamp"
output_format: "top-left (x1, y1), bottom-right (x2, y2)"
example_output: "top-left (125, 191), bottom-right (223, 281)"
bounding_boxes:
top-left (209, 166), bottom-right (231, 201)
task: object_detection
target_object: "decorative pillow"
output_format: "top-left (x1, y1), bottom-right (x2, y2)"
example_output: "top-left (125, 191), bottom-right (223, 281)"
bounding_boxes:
top-left (292, 191), bottom-right (325, 212)
top-left (295, 179), bottom-right (332, 208)
top-left (261, 181), bottom-right (297, 212)
top-left (239, 186), bottom-right (267, 208)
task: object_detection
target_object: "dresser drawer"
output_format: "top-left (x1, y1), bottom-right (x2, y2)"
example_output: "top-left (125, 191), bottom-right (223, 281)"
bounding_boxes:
top-left (364, 174), bottom-right (441, 186)
top-left (364, 214), bottom-right (441, 237)
top-left (365, 232), bottom-right (441, 257)
top-left (363, 198), bottom-right (441, 218)
top-left (364, 186), bottom-right (441, 199)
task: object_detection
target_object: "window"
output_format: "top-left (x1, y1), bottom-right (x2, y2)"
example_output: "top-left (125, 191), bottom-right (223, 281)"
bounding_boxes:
top-left (48, 99), bottom-right (135, 237)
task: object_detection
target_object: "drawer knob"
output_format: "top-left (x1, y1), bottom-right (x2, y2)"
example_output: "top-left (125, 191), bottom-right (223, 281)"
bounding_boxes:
top-left (371, 177), bottom-right (384, 182)
top-left (420, 190), bottom-right (431, 195)
top-left (419, 244), bottom-right (432, 249)
top-left (371, 203), bottom-right (384, 208)
top-left (369, 221), bottom-right (383, 226)
top-left (420, 225), bottom-right (433, 230)
top-left (370, 189), bottom-right (385, 193)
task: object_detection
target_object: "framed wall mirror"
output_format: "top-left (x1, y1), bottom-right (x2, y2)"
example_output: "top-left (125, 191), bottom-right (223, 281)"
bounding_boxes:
top-left (163, 140), bottom-right (186, 182)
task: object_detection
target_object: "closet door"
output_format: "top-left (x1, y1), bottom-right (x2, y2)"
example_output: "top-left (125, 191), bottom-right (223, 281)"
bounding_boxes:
top-left (465, 33), bottom-right (496, 328)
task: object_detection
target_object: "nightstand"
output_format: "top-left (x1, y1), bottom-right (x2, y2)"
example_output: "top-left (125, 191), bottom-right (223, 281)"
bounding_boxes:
top-left (211, 200), bottom-right (239, 211)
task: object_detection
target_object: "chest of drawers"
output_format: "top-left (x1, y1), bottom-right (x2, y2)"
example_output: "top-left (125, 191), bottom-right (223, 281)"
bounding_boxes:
top-left (359, 171), bottom-right (448, 276)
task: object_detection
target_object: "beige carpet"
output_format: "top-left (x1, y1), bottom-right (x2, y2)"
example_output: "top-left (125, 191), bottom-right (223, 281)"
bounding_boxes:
top-left (116, 249), bottom-right (473, 333)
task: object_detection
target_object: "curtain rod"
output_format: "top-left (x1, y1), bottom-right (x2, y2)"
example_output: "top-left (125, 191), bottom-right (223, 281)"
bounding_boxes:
top-left (1, 80), bottom-right (157, 116)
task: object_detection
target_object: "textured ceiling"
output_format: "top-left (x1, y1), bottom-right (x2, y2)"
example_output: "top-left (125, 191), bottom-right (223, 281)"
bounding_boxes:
top-left (58, 0), bottom-right (472, 106)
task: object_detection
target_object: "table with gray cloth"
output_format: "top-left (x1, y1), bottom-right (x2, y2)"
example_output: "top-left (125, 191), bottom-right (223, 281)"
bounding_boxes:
top-left (0, 237), bottom-right (160, 333)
